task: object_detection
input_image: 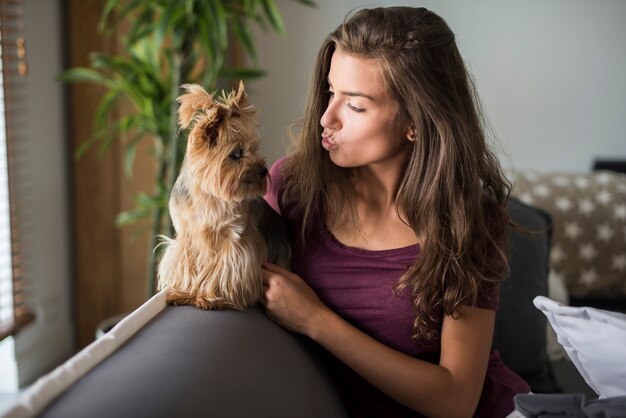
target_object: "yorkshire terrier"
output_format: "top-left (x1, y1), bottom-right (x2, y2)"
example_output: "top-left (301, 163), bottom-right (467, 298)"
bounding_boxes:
top-left (157, 81), bottom-right (290, 310)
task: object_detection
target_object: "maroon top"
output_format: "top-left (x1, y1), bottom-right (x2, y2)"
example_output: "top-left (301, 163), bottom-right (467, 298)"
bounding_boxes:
top-left (265, 158), bottom-right (530, 418)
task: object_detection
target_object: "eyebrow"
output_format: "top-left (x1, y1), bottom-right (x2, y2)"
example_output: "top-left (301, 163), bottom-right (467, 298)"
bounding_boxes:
top-left (328, 79), bottom-right (376, 102)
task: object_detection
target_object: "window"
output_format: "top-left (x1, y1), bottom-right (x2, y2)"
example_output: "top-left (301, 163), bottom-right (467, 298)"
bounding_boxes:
top-left (0, 0), bottom-right (72, 391)
top-left (0, 0), bottom-right (34, 342)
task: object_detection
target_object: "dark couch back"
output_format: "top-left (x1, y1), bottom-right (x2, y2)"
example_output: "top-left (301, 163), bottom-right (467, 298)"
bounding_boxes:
top-left (493, 197), bottom-right (559, 393)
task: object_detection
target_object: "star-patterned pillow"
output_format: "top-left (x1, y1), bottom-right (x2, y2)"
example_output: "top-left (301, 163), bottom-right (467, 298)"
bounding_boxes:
top-left (510, 170), bottom-right (626, 298)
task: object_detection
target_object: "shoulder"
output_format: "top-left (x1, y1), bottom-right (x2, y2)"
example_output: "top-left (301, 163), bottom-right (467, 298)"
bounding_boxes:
top-left (476, 282), bottom-right (499, 311)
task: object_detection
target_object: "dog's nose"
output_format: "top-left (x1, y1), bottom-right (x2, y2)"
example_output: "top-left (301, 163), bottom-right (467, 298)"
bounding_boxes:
top-left (258, 167), bottom-right (268, 178)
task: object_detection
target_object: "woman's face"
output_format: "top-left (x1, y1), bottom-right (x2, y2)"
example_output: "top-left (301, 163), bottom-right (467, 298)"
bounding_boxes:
top-left (320, 48), bottom-right (410, 169)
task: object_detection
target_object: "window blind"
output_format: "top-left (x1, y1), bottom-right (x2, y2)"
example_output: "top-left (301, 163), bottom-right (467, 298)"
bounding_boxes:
top-left (0, 0), bottom-right (34, 341)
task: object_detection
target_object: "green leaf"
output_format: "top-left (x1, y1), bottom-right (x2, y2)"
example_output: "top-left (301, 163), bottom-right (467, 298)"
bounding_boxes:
top-left (211, 1), bottom-right (228, 50)
top-left (127, 8), bottom-right (156, 46)
top-left (154, 7), bottom-right (172, 51)
top-left (167, 6), bottom-right (189, 50)
top-left (179, 48), bottom-right (200, 81)
top-left (90, 53), bottom-right (146, 80)
top-left (134, 192), bottom-right (166, 208)
top-left (260, 0), bottom-right (286, 35)
top-left (129, 38), bottom-right (160, 81)
top-left (94, 114), bottom-right (139, 157)
top-left (99, 0), bottom-right (121, 32)
top-left (116, 1), bottom-right (147, 26)
top-left (231, 18), bottom-right (257, 62)
top-left (97, 132), bottom-right (119, 158)
top-left (123, 131), bottom-right (148, 176)
top-left (196, 17), bottom-right (213, 61)
top-left (124, 141), bottom-right (137, 176)
top-left (74, 136), bottom-right (100, 160)
top-left (289, 0), bottom-right (316, 7)
top-left (94, 89), bottom-right (124, 129)
top-left (185, 0), bottom-right (195, 16)
top-left (116, 207), bottom-right (151, 226)
top-left (219, 66), bottom-right (266, 80)
top-left (56, 68), bottom-right (112, 87)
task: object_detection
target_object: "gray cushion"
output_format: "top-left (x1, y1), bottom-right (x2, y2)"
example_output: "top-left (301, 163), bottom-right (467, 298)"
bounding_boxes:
top-left (39, 306), bottom-right (349, 418)
top-left (493, 197), bottom-right (559, 393)
top-left (514, 393), bottom-right (626, 417)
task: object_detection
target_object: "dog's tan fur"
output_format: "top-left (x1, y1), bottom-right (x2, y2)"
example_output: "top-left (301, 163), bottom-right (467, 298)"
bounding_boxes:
top-left (157, 81), bottom-right (275, 310)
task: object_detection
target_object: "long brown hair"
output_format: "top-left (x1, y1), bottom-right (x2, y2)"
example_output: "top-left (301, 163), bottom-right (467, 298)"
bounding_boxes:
top-left (282, 7), bottom-right (511, 340)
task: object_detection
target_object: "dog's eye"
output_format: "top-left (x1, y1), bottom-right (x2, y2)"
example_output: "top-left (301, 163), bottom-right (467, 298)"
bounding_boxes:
top-left (229, 147), bottom-right (243, 161)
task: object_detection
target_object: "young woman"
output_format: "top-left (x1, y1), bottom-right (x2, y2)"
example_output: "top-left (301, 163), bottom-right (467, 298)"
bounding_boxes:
top-left (262, 7), bottom-right (530, 418)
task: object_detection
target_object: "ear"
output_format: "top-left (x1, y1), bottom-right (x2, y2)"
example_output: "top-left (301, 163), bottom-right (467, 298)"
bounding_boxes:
top-left (223, 80), bottom-right (252, 117)
top-left (233, 80), bottom-right (248, 108)
top-left (201, 105), bottom-right (228, 147)
top-left (406, 126), bottom-right (416, 142)
top-left (177, 84), bottom-right (215, 129)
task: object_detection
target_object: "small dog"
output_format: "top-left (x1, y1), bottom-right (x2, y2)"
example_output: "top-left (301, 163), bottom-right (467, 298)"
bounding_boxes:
top-left (157, 81), bottom-right (290, 310)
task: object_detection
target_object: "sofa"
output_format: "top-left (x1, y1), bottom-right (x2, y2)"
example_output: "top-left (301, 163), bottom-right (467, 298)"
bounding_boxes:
top-left (3, 178), bottom-right (624, 417)
top-left (504, 167), bottom-right (626, 406)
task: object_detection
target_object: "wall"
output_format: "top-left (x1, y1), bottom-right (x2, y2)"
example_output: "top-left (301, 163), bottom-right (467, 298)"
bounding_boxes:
top-left (66, 0), bottom-right (155, 349)
top-left (249, 0), bottom-right (626, 171)
top-left (0, 0), bottom-right (74, 391)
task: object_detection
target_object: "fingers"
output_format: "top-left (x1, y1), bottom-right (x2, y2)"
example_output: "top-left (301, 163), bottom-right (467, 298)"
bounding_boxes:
top-left (261, 267), bottom-right (281, 307)
top-left (262, 262), bottom-right (293, 288)
top-left (261, 269), bottom-right (270, 307)
top-left (261, 266), bottom-right (283, 288)
top-left (262, 261), bottom-right (290, 276)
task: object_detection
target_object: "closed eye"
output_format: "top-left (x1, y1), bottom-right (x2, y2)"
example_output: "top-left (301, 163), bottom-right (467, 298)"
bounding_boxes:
top-left (347, 103), bottom-right (365, 113)
top-left (326, 89), bottom-right (364, 113)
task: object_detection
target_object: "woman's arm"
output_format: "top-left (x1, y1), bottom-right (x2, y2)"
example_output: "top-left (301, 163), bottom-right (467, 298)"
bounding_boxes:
top-left (261, 262), bottom-right (494, 418)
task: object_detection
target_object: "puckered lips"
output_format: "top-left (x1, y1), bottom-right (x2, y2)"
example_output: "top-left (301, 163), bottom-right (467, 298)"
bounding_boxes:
top-left (321, 132), bottom-right (336, 151)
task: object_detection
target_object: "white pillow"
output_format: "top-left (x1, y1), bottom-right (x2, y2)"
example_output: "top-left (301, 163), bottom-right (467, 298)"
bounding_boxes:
top-left (546, 272), bottom-right (569, 361)
top-left (533, 296), bottom-right (626, 398)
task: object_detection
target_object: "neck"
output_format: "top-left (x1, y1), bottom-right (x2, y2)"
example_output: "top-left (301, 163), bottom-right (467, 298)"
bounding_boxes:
top-left (352, 161), bottom-right (405, 211)
top-left (331, 160), bottom-right (419, 250)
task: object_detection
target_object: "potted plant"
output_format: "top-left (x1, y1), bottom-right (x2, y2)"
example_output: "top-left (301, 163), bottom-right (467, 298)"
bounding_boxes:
top-left (60, 0), bottom-right (314, 303)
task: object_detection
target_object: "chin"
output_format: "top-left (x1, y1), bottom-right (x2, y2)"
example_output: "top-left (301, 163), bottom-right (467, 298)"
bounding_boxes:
top-left (328, 153), bottom-right (362, 169)
top-left (328, 151), bottom-right (348, 167)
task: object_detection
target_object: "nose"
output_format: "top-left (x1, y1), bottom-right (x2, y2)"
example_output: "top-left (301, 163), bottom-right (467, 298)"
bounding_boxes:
top-left (320, 100), bottom-right (341, 130)
top-left (243, 166), bottom-right (268, 184)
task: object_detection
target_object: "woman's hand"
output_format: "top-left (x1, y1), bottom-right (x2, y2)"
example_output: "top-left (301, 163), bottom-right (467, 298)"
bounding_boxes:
top-left (261, 262), bottom-right (331, 338)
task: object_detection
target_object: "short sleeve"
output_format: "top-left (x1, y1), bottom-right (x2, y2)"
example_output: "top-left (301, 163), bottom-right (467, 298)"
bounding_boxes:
top-left (264, 157), bottom-right (287, 215)
top-left (476, 282), bottom-right (499, 311)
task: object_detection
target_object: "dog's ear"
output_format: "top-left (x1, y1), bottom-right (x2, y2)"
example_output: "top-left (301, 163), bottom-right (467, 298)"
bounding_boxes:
top-left (201, 106), bottom-right (227, 147)
top-left (233, 80), bottom-right (248, 108)
top-left (177, 84), bottom-right (215, 129)
top-left (225, 80), bottom-right (255, 118)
